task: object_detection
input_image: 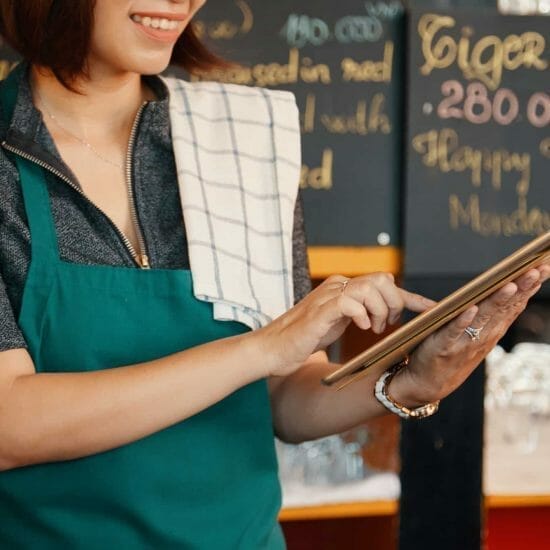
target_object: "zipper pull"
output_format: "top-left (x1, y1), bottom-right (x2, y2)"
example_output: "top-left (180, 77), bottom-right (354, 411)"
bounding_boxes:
top-left (140, 254), bottom-right (150, 269)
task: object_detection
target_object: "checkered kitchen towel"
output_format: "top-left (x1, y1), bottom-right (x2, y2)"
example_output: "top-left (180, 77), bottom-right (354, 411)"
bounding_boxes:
top-left (161, 76), bottom-right (302, 330)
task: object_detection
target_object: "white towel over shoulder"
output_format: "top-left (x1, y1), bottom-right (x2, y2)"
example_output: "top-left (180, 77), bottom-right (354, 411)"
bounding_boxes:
top-left (161, 76), bottom-right (302, 330)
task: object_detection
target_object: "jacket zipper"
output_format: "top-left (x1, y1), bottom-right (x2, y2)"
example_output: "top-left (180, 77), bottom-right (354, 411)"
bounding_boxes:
top-left (125, 102), bottom-right (150, 269)
top-left (1, 102), bottom-right (150, 269)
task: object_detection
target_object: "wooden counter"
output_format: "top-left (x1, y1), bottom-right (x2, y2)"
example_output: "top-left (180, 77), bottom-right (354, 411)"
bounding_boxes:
top-left (279, 493), bottom-right (550, 520)
top-left (280, 495), bottom-right (550, 550)
top-left (280, 499), bottom-right (398, 522)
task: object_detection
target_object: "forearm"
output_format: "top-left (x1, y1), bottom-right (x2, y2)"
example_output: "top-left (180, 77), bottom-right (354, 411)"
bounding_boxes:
top-left (270, 358), bottom-right (393, 444)
top-left (0, 331), bottom-right (267, 470)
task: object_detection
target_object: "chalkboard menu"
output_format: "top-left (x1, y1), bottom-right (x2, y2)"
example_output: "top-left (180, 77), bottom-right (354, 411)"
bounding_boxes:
top-left (404, 9), bottom-right (549, 277)
top-left (169, 0), bottom-right (405, 247)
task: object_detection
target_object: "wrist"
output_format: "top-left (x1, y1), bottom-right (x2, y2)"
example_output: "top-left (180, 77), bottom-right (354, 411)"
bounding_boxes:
top-left (374, 357), bottom-right (441, 420)
top-left (248, 325), bottom-right (287, 378)
top-left (385, 362), bottom-right (439, 409)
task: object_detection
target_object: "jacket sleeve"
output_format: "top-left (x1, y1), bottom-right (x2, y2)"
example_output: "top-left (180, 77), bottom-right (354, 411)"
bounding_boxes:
top-left (0, 271), bottom-right (28, 352)
top-left (0, 148), bottom-right (29, 352)
top-left (292, 189), bottom-right (313, 304)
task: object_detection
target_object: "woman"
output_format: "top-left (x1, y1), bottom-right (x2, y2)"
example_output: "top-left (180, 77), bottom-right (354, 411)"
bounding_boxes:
top-left (0, 1), bottom-right (547, 548)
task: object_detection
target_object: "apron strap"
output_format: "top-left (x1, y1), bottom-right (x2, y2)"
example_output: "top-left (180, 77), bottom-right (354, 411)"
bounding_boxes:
top-left (0, 63), bottom-right (62, 265)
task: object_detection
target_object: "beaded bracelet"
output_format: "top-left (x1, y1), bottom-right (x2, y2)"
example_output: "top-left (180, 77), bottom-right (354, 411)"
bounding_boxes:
top-left (374, 356), bottom-right (440, 420)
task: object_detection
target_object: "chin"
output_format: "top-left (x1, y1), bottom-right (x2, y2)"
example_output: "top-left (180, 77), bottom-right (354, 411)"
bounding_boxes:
top-left (132, 62), bottom-right (172, 76)
top-left (119, 53), bottom-right (173, 76)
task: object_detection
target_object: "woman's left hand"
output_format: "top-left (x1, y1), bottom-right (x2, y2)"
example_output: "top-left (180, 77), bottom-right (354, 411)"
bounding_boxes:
top-left (391, 262), bottom-right (550, 407)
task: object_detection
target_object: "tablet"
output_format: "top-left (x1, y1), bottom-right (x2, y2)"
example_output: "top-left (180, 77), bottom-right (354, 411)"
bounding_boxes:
top-left (321, 231), bottom-right (550, 390)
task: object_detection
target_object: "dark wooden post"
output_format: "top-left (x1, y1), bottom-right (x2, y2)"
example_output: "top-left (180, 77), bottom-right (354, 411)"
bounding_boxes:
top-left (399, 277), bottom-right (485, 550)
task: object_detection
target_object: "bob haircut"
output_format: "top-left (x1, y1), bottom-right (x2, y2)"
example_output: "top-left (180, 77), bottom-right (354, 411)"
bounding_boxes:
top-left (0, 0), bottom-right (234, 92)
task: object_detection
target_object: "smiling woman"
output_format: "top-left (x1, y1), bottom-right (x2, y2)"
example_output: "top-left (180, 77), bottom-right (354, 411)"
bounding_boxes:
top-left (0, 2), bottom-right (305, 549)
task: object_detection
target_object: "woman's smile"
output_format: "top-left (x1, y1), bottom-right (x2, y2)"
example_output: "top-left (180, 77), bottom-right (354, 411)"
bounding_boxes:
top-left (130, 12), bottom-right (188, 43)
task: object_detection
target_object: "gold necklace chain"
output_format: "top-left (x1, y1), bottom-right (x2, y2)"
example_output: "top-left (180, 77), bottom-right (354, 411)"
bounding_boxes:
top-left (34, 87), bottom-right (125, 170)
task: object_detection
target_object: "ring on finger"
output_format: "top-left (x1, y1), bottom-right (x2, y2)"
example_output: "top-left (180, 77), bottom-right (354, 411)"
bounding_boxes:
top-left (340, 279), bottom-right (350, 294)
top-left (464, 325), bottom-right (483, 342)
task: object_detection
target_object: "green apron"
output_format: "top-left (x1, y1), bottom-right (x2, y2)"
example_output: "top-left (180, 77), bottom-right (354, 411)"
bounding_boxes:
top-left (0, 67), bottom-right (285, 549)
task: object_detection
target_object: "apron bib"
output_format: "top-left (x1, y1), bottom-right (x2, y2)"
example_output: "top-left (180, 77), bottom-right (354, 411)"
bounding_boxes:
top-left (0, 67), bottom-right (285, 549)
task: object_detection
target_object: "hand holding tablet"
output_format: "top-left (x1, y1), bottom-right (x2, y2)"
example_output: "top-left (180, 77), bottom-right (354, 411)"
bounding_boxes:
top-left (322, 231), bottom-right (550, 391)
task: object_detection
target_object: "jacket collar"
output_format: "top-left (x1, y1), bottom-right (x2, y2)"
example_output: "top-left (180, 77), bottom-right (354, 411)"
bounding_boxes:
top-left (2, 60), bottom-right (172, 177)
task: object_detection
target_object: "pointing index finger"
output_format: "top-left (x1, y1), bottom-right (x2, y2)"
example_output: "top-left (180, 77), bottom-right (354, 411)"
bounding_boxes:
top-left (399, 288), bottom-right (437, 313)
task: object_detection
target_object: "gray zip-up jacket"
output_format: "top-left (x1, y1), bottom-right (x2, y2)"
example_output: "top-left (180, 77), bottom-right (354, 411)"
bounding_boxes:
top-left (0, 61), bottom-right (312, 352)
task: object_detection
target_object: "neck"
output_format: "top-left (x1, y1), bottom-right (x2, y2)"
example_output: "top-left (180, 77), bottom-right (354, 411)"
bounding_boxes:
top-left (29, 64), bottom-right (156, 141)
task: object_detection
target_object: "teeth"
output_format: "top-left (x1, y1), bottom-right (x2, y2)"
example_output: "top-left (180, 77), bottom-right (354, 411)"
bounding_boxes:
top-left (130, 14), bottom-right (179, 30)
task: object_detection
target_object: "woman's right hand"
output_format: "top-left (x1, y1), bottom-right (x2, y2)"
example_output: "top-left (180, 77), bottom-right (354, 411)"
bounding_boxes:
top-left (258, 273), bottom-right (436, 377)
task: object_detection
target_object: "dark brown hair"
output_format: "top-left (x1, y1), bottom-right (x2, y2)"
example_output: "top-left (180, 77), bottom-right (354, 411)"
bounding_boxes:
top-left (0, 0), bottom-right (235, 91)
